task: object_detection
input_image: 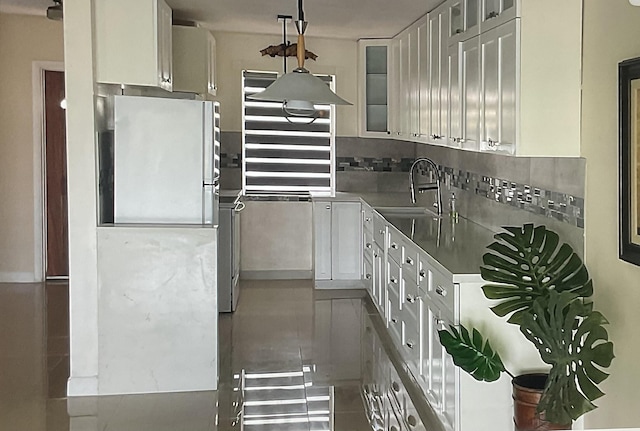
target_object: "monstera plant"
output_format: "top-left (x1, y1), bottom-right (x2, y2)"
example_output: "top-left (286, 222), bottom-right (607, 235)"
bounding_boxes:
top-left (438, 224), bottom-right (614, 427)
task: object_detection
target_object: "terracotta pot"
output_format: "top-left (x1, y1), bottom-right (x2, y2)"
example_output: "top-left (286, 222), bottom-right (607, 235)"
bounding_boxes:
top-left (512, 373), bottom-right (572, 431)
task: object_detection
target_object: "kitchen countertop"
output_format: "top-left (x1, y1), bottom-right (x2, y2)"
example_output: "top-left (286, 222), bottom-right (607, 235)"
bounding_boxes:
top-left (315, 192), bottom-right (498, 278)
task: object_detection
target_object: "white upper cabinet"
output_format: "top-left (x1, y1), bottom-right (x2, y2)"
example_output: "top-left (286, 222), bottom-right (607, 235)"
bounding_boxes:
top-left (461, 36), bottom-right (481, 151)
top-left (399, 28), bottom-right (411, 140)
top-left (388, 37), bottom-right (402, 138)
top-left (447, 42), bottom-right (462, 147)
top-left (172, 26), bottom-right (217, 96)
top-left (427, 4), bottom-right (450, 145)
top-left (95, 0), bottom-right (173, 91)
top-left (480, 0), bottom-right (519, 33)
top-left (479, 20), bottom-right (518, 154)
top-left (449, 0), bottom-right (481, 44)
top-left (358, 40), bottom-right (390, 137)
top-left (408, 23), bottom-right (421, 139)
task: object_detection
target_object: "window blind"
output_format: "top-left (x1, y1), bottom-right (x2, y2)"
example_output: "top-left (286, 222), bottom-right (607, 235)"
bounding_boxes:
top-left (242, 70), bottom-right (335, 195)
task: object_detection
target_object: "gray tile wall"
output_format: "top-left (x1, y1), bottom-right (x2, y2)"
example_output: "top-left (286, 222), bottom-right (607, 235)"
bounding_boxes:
top-left (219, 132), bottom-right (585, 251)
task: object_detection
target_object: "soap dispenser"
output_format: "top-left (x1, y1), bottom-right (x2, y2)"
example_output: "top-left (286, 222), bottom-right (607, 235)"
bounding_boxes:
top-left (449, 192), bottom-right (459, 222)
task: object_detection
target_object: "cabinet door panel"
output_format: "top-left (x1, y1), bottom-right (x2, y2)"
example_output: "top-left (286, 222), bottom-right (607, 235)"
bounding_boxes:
top-left (409, 24), bottom-right (420, 138)
top-left (207, 33), bottom-right (217, 95)
top-left (481, 28), bottom-right (499, 150)
top-left (313, 202), bottom-right (332, 280)
top-left (389, 38), bottom-right (401, 137)
top-left (157, 0), bottom-right (173, 91)
top-left (418, 18), bottom-right (430, 139)
top-left (428, 13), bottom-right (441, 142)
top-left (498, 20), bottom-right (518, 152)
top-left (331, 202), bottom-right (362, 280)
top-left (461, 36), bottom-right (481, 151)
top-left (400, 31), bottom-right (411, 139)
top-left (448, 42), bottom-right (462, 147)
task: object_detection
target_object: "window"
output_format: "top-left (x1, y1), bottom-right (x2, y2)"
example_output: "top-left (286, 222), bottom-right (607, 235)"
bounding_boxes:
top-left (242, 70), bottom-right (335, 196)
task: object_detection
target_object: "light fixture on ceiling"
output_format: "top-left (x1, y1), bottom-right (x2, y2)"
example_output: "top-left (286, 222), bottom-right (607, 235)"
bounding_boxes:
top-left (249, 0), bottom-right (351, 118)
top-left (47, 0), bottom-right (63, 21)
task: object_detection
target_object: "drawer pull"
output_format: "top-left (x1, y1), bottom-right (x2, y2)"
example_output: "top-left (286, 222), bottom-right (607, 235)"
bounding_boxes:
top-left (379, 229), bottom-right (385, 234)
top-left (406, 341), bottom-right (415, 349)
top-left (366, 274), bottom-right (372, 280)
top-left (391, 317), bottom-right (398, 324)
top-left (392, 381), bottom-right (401, 392)
top-left (390, 277), bottom-right (398, 284)
top-left (419, 269), bottom-right (426, 278)
top-left (436, 285), bottom-right (448, 297)
top-left (325, 205), bottom-right (331, 210)
top-left (365, 217), bottom-right (371, 222)
top-left (366, 243), bottom-right (372, 249)
top-left (406, 257), bottom-right (414, 265)
top-left (406, 294), bottom-right (416, 303)
top-left (407, 415), bottom-right (418, 427)
top-left (434, 318), bottom-right (445, 328)
top-left (391, 243), bottom-right (399, 250)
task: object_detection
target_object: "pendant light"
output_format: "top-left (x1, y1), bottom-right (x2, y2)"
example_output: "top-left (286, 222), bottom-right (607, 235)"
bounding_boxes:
top-left (249, 0), bottom-right (352, 117)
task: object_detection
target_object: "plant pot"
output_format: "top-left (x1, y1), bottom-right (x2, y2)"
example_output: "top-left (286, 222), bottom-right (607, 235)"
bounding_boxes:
top-left (513, 373), bottom-right (572, 431)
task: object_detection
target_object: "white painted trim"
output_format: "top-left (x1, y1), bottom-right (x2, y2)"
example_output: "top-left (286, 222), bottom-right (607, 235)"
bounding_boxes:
top-left (32, 61), bottom-right (65, 283)
top-left (0, 272), bottom-right (38, 283)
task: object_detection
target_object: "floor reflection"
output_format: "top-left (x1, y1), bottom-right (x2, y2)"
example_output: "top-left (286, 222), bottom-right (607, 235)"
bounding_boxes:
top-left (0, 280), bottom-right (430, 431)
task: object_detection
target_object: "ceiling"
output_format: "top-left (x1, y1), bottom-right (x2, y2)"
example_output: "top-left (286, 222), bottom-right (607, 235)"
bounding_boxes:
top-left (0, 0), bottom-right (442, 40)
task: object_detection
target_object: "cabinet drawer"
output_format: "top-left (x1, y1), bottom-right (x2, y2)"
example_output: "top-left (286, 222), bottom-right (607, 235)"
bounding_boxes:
top-left (373, 212), bottom-right (387, 247)
top-left (429, 268), bottom-right (455, 315)
top-left (402, 242), bottom-right (419, 285)
top-left (387, 225), bottom-right (403, 264)
top-left (387, 257), bottom-right (401, 299)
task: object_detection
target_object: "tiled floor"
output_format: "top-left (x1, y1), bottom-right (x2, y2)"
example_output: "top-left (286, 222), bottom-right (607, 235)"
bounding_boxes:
top-left (0, 280), bottom-right (422, 430)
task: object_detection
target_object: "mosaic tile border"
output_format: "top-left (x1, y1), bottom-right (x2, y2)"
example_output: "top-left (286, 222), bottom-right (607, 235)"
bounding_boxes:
top-left (220, 154), bottom-right (584, 229)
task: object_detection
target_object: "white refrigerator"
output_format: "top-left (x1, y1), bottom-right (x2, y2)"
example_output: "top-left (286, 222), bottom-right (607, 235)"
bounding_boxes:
top-left (112, 95), bottom-right (220, 225)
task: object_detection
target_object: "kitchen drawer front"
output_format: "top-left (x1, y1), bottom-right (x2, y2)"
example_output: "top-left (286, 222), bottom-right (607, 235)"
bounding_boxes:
top-left (429, 267), bottom-right (455, 316)
top-left (387, 225), bottom-right (403, 265)
top-left (387, 293), bottom-right (403, 348)
top-left (402, 242), bottom-right (419, 285)
top-left (402, 301), bottom-right (420, 366)
top-left (373, 212), bottom-right (387, 247)
top-left (387, 257), bottom-right (401, 299)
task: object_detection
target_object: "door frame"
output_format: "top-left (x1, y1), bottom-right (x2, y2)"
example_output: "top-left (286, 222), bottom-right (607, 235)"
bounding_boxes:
top-left (32, 61), bottom-right (65, 282)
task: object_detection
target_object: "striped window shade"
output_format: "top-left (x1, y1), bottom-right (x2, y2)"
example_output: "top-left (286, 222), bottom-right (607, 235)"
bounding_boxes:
top-left (242, 70), bottom-right (335, 196)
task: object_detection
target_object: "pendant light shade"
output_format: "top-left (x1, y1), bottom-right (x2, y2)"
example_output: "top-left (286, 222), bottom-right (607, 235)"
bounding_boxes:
top-left (249, 0), bottom-right (351, 116)
top-left (249, 68), bottom-right (351, 106)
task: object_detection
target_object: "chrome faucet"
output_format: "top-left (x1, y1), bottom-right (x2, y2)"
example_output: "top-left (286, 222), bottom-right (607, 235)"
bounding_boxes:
top-left (409, 157), bottom-right (442, 215)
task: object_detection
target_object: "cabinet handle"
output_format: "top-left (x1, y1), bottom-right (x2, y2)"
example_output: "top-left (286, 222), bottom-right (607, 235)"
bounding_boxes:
top-left (366, 243), bottom-right (372, 249)
top-left (366, 274), bottom-right (372, 280)
top-left (407, 415), bottom-right (418, 427)
top-left (365, 217), bottom-right (371, 222)
top-left (436, 285), bottom-right (448, 297)
top-left (486, 11), bottom-right (499, 19)
top-left (374, 253), bottom-right (379, 258)
top-left (326, 205), bottom-right (331, 210)
top-left (391, 243), bottom-right (399, 250)
top-left (406, 294), bottom-right (415, 303)
top-left (392, 381), bottom-right (401, 392)
top-left (406, 257), bottom-right (414, 265)
top-left (391, 317), bottom-right (398, 324)
top-left (434, 318), bottom-right (445, 328)
top-left (431, 134), bottom-right (443, 140)
top-left (419, 269), bottom-right (426, 278)
top-left (487, 138), bottom-right (501, 147)
top-left (379, 229), bottom-right (385, 234)
top-left (390, 277), bottom-right (398, 284)
top-left (406, 341), bottom-right (415, 349)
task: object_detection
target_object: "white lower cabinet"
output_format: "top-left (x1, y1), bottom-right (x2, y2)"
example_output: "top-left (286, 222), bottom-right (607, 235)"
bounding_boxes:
top-left (313, 200), bottom-right (363, 288)
top-left (360, 204), bottom-right (539, 431)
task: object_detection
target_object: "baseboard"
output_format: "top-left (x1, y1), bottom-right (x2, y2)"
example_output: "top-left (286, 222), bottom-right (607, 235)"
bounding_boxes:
top-left (0, 271), bottom-right (37, 283)
top-left (67, 376), bottom-right (99, 397)
top-left (314, 279), bottom-right (365, 289)
top-left (240, 270), bottom-right (312, 280)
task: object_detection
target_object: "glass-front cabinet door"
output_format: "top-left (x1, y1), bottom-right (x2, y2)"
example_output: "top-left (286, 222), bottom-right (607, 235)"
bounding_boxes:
top-left (449, 0), bottom-right (481, 44)
top-left (480, 0), bottom-right (519, 33)
top-left (358, 39), bottom-right (391, 137)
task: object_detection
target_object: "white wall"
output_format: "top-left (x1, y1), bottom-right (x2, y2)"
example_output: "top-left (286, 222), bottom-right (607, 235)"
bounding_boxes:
top-left (211, 30), bottom-right (358, 136)
top-left (0, 14), bottom-right (64, 281)
top-left (581, 1), bottom-right (640, 427)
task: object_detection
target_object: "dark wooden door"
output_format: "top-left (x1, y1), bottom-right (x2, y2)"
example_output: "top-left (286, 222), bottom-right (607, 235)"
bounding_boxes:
top-left (44, 70), bottom-right (68, 278)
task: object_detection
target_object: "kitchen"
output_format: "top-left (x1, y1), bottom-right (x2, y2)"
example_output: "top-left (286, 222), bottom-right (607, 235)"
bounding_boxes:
top-left (0, 0), bottom-right (640, 430)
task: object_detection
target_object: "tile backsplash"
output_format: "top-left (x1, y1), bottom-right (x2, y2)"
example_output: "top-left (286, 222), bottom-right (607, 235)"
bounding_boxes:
top-left (220, 132), bottom-right (585, 250)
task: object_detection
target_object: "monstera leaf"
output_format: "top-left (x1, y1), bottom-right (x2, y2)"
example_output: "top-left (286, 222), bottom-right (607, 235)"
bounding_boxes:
top-left (481, 224), bottom-right (593, 324)
top-left (438, 325), bottom-right (509, 382)
top-left (521, 291), bottom-right (615, 425)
